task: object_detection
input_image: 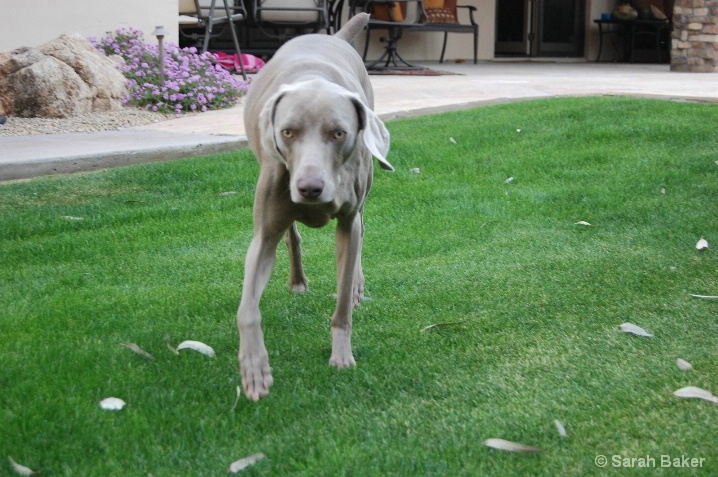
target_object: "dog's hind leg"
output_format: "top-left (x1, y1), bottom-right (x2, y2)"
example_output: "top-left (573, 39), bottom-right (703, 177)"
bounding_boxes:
top-left (352, 213), bottom-right (365, 308)
top-left (286, 222), bottom-right (308, 293)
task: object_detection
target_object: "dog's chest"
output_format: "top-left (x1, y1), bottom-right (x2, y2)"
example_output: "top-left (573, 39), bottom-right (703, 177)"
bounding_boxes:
top-left (296, 211), bottom-right (333, 228)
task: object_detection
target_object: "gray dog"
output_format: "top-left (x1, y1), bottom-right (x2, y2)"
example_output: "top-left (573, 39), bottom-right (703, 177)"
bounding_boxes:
top-left (237, 13), bottom-right (393, 401)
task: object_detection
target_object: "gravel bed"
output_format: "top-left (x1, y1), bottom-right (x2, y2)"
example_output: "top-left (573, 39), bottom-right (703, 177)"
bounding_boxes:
top-left (0, 109), bottom-right (174, 137)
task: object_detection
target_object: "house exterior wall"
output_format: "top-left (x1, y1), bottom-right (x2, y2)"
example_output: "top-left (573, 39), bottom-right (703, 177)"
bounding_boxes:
top-left (587, 0), bottom-right (620, 61)
top-left (360, 0), bottom-right (616, 62)
top-left (0, 0), bottom-right (620, 62)
top-left (0, 0), bottom-right (179, 51)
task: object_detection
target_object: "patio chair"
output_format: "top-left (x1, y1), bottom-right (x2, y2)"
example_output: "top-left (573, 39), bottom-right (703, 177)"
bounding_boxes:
top-left (352, 0), bottom-right (426, 69)
top-left (351, 0), bottom-right (478, 68)
top-left (419, 0), bottom-right (478, 64)
top-left (252, 0), bottom-right (330, 38)
top-left (179, 0), bottom-right (247, 79)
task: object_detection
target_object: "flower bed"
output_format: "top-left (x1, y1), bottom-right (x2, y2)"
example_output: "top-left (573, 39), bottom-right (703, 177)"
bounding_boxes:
top-left (90, 28), bottom-right (248, 114)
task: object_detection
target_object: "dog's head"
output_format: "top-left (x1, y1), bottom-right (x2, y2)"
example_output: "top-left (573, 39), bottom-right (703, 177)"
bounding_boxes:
top-left (258, 78), bottom-right (392, 204)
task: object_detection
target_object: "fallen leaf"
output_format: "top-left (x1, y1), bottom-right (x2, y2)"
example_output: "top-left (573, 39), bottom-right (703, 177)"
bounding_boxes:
top-left (218, 191), bottom-right (237, 196)
top-left (660, 188), bottom-right (666, 195)
top-left (99, 397), bottom-right (126, 411)
top-left (516, 128), bottom-right (521, 133)
top-left (449, 137), bottom-right (457, 144)
top-left (61, 216), bottom-right (84, 221)
top-left (574, 221), bottom-right (592, 226)
top-left (690, 294), bottom-right (718, 300)
top-left (120, 343), bottom-right (155, 361)
top-left (676, 358), bottom-right (692, 371)
top-left (673, 386), bottom-right (718, 403)
top-left (620, 322), bottom-right (653, 338)
top-left (9, 457), bottom-right (36, 476)
top-left (420, 321), bottom-right (465, 332)
top-left (696, 237), bottom-right (709, 251)
top-left (228, 453), bottom-right (266, 473)
top-left (485, 438), bottom-right (541, 453)
top-left (504, 176), bottom-right (514, 184)
top-left (176, 340), bottom-right (215, 357)
top-left (409, 168), bottom-right (421, 175)
top-left (555, 419), bottom-right (567, 438)
top-left (231, 385), bottom-right (242, 412)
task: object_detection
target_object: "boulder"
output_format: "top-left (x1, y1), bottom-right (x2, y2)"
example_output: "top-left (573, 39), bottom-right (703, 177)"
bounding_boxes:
top-left (0, 34), bottom-right (128, 118)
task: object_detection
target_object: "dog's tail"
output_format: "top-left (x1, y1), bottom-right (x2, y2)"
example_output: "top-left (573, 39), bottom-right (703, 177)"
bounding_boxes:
top-left (334, 13), bottom-right (370, 43)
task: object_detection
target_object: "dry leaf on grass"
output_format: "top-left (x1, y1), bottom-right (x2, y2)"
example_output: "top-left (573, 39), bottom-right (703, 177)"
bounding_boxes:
top-left (420, 321), bottom-right (465, 332)
top-left (409, 168), bottom-right (421, 175)
top-left (61, 216), bottom-right (84, 221)
top-left (555, 420), bottom-right (567, 438)
top-left (504, 176), bottom-right (514, 184)
top-left (230, 385), bottom-right (242, 412)
top-left (696, 237), bottom-right (709, 250)
top-left (176, 340), bottom-right (215, 357)
top-left (574, 221), bottom-right (592, 226)
top-left (228, 453), bottom-right (266, 473)
top-left (620, 322), bottom-right (653, 338)
top-left (690, 294), bottom-right (718, 300)
top-left (676, 358), bottom-right (693, 371)
top-left (218, 191), bottom-right (238, 197)
top-left (8, 457), bottom-right (36, 476)
top-left (449, 137), bottom-right (457, 144)
top-left (120, 343), bottom-right (155, 361)
top-left (673, 386), bottom-right (718, 403)
top-left (485, 438), bottom-right (541, 453)
top-left (99, 397), bottom-right (126, 411)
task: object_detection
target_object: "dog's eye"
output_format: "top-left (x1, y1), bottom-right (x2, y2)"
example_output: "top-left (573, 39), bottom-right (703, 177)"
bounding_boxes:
top-left (332, 130), bottom-right (346, 140)
top-left (281, 129), bottom-right (294, 139)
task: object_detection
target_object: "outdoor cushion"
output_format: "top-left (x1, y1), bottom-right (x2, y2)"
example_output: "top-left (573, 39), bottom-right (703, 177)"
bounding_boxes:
top-left (426, 7), bottom-right (458, 23)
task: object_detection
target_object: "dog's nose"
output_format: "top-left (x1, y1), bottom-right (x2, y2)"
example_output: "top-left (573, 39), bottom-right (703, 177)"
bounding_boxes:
top-left (297, 177), bottom-right (324, 200)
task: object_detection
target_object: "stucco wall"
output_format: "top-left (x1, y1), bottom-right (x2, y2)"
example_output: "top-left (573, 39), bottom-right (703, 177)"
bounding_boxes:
top-left (0, 0), bottom-right (178, 51)
top-left (586, 0), bottom-right (620, 61)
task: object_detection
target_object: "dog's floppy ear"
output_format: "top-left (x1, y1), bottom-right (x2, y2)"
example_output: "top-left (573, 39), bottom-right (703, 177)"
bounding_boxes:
top-left (349, 96), bottom-right (394, 172)
top-left (258, 84), bottom-right (297, 165)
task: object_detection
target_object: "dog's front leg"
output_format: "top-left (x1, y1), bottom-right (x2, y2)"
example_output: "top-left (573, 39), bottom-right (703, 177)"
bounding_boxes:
top-left (237, 232), bottom-right (282, 401)
top-left (330, 213), bottom-right (362, 368)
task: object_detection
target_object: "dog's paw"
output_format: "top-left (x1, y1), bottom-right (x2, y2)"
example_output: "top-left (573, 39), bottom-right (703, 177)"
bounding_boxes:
top-left (289, 279), bottom-right (308, 293)
top-left (239, 346), bottom-right (273, 401)
top-left (329, 353), bottom-right (357, 368)
top-left (329, 327), bottom-right (356, 368)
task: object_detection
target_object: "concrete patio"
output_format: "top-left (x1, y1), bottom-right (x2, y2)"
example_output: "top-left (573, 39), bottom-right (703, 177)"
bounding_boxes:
top-left (2, 61), bottom-right (718, 181)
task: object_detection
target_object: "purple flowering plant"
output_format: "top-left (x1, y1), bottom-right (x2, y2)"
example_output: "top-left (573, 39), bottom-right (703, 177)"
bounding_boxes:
top-left (89, 27), bottom-right (248, 114)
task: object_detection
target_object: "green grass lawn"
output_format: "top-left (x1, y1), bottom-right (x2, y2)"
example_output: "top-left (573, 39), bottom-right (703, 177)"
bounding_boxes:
top-left (2, 97), bottom-right (717, 476)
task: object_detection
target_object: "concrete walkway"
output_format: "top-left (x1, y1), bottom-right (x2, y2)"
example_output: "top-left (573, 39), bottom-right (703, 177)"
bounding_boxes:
top-left (2, 62), bottom-right (717, 181)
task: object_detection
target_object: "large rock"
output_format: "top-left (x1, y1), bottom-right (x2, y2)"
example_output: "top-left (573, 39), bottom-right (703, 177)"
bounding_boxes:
top-left (0, 34), bottom-right (128, 118)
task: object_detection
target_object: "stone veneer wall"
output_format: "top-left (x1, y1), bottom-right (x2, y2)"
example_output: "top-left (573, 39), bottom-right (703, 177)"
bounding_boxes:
top-left (671, 0), bottom-right (718, 72)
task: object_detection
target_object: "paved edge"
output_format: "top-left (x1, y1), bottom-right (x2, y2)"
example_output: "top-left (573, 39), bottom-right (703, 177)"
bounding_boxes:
top-left (0, 137), bottom-right (248, 182)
